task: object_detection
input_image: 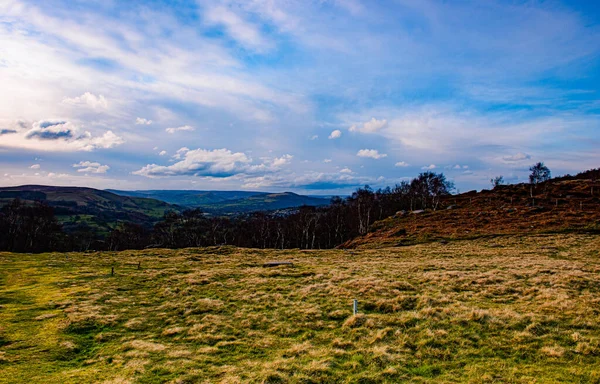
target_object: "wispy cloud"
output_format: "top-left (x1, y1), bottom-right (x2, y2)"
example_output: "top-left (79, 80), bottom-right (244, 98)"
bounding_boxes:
top-left (203, 5), bottom-right (272, 52)
top-left (136, 118), bottom-right (153, 125)
top-left (165, 125), bottom-right (195, 134)
top-left (73, 161), bottom-right (110, 174)
top-left (0, 0), bottom-right (598, 191)
top-left (503, 153), bottom-right (532, 162)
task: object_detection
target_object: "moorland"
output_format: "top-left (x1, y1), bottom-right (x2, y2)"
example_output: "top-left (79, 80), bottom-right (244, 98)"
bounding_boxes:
top-left (1, 234), bottom-right (599, 383)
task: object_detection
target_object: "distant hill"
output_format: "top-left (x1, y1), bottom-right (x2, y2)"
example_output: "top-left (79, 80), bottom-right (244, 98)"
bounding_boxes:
top-left (106, 189), bottom-right (261, 206)
top-left (0, 185), bottom-right (180, 234)
top-left (342, 178), bottom-right (600, 249)
top-left (107, 189), bottom-right (331, 214)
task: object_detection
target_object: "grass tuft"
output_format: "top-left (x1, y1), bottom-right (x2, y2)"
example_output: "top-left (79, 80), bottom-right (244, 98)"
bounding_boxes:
top-left (1, 234), bottom-right (600, 382)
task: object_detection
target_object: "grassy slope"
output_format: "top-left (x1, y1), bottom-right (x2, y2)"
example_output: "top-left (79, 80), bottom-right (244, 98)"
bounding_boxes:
top-left (1, 234), bottom-right (600, 383)
top-left (0, 185), bottom-right (179, 233)
top-left (107, 190), bottom-right (330, 214)
top-left (205, 193), bottom-right (330, 214)
top-left (344, 179), bottom-right (600, 249)
top-left (106, 190), bottom-right (263, 207)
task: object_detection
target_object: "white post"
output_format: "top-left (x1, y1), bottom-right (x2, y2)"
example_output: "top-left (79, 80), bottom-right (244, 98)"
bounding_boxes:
top-left (353, 299), bottom-right (358, 315)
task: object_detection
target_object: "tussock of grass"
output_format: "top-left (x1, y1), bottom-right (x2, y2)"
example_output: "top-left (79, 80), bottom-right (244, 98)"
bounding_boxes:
top-left (1, 234), bottom-right (600, 382)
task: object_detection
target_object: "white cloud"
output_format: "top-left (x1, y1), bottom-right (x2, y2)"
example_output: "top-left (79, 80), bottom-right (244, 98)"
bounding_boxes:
top-left (159, 150), bottom-right (167, 156)
top-left (340, 167), bottom-right (352, 174)
top-left (421, 164), bottom-right (437, 170)
top-left (0, 120), bottom-right (124, 152)
top-left (323, 158), bottom-right (332, 163)
top-left (395, 161), bottom-right (409, 167)
top-left (503, 152), bottom-right (532, 162)
top-left (172, 147), bottom-right (190, 160)
top-left (134, 148), bottom-right (253, 178)
top-left (26, 120), bottom-right (75, 140)
top-left (166, 125), bottom-right (195, 134)
top-left (62, 92), bottom-right (108, 109)
top-left (357, 149), bottom-right (387, 159)
top-left (136, 117), bottom-right (153, 125)
top-left (310, 135), bottom-right (318, 140)
top-left (271, 154), bottom-right (293, 167)
top-left (30, 164), bottom-right (40, 169)
top-left (349, 117), bottom-right (388, 133)
top-left (73, 161), bottom-right (110, 174)
top-left (328, 129), bottom-right (342, 139)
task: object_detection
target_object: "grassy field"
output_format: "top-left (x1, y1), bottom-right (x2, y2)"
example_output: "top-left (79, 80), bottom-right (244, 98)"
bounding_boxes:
top-left (1, 235), bottom-right (600, 383)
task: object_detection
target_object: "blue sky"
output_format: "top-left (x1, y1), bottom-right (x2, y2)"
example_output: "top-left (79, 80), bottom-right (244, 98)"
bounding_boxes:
top-left (0, 0), bottom-right (599, 193)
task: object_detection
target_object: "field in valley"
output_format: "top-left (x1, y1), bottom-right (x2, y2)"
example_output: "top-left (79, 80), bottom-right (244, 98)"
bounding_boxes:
top-left (1, 234), bottom-right (600, 383)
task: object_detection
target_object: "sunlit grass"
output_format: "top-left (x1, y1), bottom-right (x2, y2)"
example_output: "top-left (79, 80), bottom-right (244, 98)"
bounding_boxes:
top-left (1, 234), bottom-right (600, 383)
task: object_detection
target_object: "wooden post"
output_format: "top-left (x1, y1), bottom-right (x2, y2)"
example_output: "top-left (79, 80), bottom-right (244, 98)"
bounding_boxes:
top-left (111, 267), bottom-right (114, 276)
top-left (137, 261), bottom-right (141, 270)
top-left (353, 299), bottom-right (358, 315)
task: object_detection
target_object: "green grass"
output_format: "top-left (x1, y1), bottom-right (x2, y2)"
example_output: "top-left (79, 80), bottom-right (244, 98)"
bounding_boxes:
top-left (1, 234), bottom-right (600, 383)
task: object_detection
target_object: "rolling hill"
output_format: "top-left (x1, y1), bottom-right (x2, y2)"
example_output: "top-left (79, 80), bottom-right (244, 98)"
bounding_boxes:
top-left (108, 189), bottom-right (331, 214)
top-left (0, 185), bottom-right (180, 234)
top-left (342, 178), bottom-right (600, 248)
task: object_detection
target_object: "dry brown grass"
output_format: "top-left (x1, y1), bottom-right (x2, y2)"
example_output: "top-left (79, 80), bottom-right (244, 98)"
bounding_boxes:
top-left (0, 234), bottom-right (599, 382)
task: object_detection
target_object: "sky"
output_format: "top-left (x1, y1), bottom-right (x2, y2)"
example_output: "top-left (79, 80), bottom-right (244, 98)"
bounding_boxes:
top-left (0, 0), bottom-right (599, 194)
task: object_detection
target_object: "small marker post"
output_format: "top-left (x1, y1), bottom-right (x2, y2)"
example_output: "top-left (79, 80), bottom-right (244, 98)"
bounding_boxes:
top-left (137, 261), bottom-right (141, 270)
top-left (353, 299), bottom-right (358, 315)
top-left (111, 267), bottom-right (114, 276)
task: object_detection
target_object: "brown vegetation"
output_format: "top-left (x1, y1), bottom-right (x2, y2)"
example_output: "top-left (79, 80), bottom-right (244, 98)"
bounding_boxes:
top-left (344, 179), bottom-right (600, 248)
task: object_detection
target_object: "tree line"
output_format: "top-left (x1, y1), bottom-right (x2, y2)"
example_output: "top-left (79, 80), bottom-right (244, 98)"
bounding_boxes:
top-left (0, 171), bottom-right (453, 253)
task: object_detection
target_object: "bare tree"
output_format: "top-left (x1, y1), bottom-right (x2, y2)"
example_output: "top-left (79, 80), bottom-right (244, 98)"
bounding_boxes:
top-left (529, 162), bottom-right (551, 197)
top-left (490, 175), bottom-right (504, 188)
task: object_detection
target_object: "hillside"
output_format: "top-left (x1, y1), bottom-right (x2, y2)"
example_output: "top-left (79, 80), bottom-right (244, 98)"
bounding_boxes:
top-left (343, 179), bottom-right (600, 248)
top-left (204, 192), bottom-right (331, 214)
top-left (1, 234), bottom-right (599, 382)
top-left (106, 189), bottom-right (261, 206)
top-left (0, 185), bottom-right (180, 234)
top-left (108, 189), bottom-right (330, 214)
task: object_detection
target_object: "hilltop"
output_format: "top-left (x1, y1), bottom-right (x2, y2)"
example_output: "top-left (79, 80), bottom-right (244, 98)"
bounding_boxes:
top-left (343, 178), bottom-right (600, 248)
top-left (0, 185), bottom-right (179, 234)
